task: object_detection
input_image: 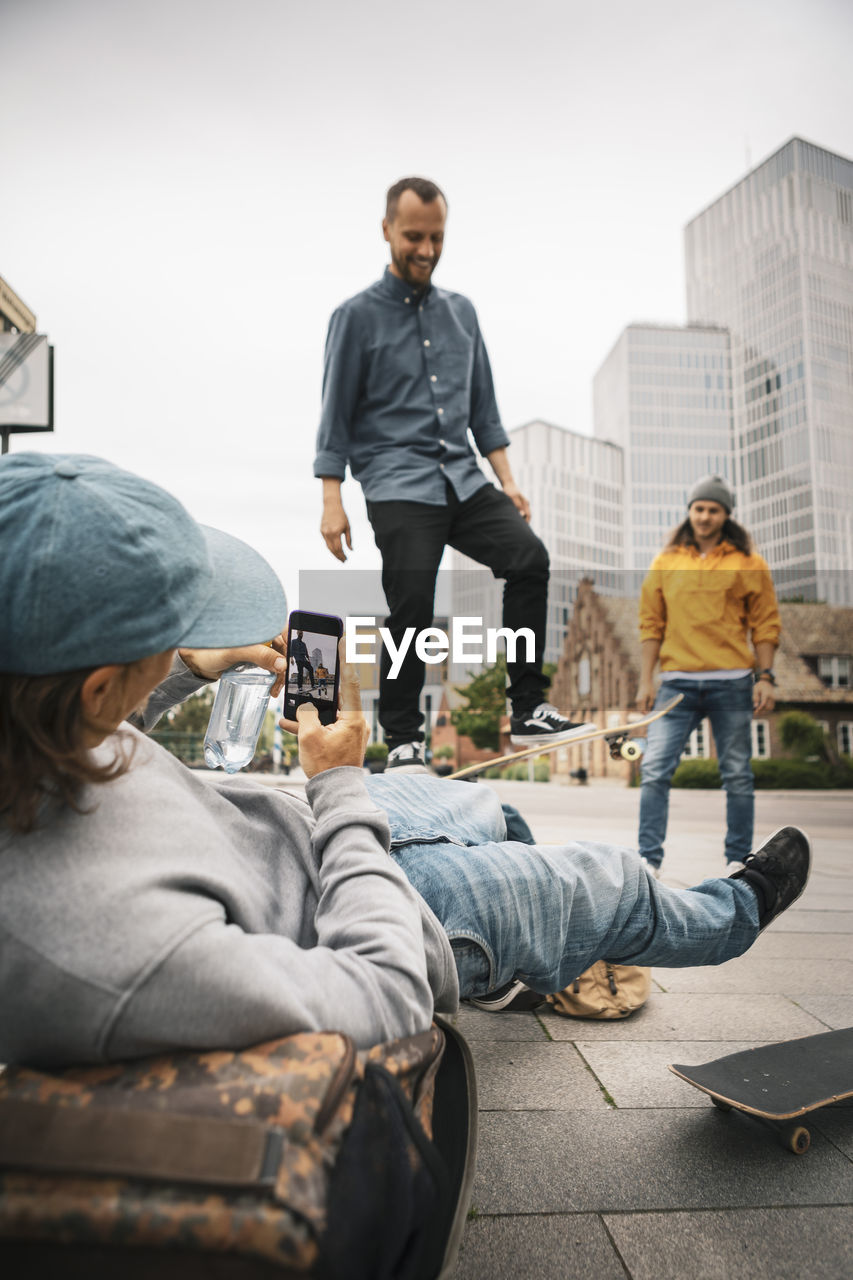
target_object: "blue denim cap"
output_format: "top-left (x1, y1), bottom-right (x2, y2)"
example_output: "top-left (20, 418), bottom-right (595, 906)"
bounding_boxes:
top-left (0, 453), bottom-right (288, 675)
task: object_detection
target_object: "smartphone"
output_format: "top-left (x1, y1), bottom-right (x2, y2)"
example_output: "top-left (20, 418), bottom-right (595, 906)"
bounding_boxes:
top-left (284, 610), bottom-right (343, 725)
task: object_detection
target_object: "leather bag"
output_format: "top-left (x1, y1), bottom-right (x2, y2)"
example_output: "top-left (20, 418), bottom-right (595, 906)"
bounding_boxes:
top-left (547, 961), bottom-right (651, 1020)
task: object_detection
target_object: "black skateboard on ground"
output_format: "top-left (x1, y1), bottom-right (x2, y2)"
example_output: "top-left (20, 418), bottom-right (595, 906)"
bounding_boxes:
top-left (669, 1027), bottom-right (853, 1153)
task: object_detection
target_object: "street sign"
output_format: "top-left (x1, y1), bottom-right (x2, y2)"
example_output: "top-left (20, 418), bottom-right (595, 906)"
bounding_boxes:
top-left (0, 333), bottom-right (54, 452)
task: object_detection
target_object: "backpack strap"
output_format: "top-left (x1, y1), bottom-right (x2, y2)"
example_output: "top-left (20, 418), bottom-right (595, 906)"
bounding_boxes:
top-left (0, 1098), bottom-right (282, 1189)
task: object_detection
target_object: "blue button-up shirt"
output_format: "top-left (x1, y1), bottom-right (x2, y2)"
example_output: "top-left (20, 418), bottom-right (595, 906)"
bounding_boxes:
top-left (314, 267), bottom-right (510, 504)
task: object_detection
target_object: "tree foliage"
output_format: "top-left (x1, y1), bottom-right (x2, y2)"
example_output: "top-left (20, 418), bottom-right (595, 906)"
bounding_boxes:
top-left (165, 686), bottom-right (216, 733)
top-left (778, 710), bottom-right (827, 760)
top-left (450, 656), bottom-right (507, 751)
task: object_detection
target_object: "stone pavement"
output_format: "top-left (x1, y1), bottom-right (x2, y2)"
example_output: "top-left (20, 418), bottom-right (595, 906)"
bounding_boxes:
top-left (445, 781), bottom-right (853, 1280)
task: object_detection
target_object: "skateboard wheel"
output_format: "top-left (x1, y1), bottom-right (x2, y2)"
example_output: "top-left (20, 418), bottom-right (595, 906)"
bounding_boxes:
top-left (787, 1126), bottom-right (810, 1154)
top-left (620, 741), bottom-right (642, 761)
top-left (711, 1097), bottom-right (732, 1113)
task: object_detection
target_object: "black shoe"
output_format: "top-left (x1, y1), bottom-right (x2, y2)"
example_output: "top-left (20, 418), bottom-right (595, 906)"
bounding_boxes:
top-left (386, 741), bottom-right (427, 770)
top-left (469, 980), bottom-right (546, 1012)
top-left (510, 703), bottom-right (596, 745)
top-left (728, 826), bottom-right (810, 930)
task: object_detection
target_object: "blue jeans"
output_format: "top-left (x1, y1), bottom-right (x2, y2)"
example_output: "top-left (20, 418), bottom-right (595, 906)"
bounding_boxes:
top-left (365, 774), bottom-right (759, 998)
top-left (639, 676), bottom-right (755, 869)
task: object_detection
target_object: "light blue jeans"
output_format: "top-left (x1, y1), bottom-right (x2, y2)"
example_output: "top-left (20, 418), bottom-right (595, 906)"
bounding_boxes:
top-left (639, 675), bottom-right (755, 869)
top-left (366, 774), bottom-right (759, 998)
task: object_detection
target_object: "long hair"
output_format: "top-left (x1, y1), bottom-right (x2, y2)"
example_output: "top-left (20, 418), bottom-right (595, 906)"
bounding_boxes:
top-left (0, 668), bottom-right (135, 835)
top-left (665, 515), bottom-right (753, 555)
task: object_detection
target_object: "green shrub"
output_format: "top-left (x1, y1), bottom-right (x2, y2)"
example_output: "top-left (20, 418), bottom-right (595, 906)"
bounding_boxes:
top-left (364, 742), bottom-right (389, 761)
top-left (483, 760), bottom-right (550, 782)
top-left (670, 759), bottom-right (722, 788)
top-left (432, 744), bottom-right (455, 760)
top-left (670, 757), bottom-right (853, 789)
top-left (751, 758), bottom-right (853, 789)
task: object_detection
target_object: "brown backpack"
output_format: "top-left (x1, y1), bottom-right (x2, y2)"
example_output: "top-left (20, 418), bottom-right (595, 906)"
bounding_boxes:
top-left (547, 961), bottom-right (651, 1020)
top-left (0, 1019), bottom-right (476, 1279)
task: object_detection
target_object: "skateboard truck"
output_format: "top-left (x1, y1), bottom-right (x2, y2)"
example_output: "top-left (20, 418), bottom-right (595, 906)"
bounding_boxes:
top-left (605, 733), bottom-right (644, 762)
top-left (670, 1028), bottom-right (853, 1156)
top-left (707, 1096), bottom-right (812, 1154)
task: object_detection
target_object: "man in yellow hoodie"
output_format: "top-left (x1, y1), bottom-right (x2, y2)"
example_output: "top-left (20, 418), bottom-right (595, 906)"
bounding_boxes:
top-left (637, 475), bottom-right (780, 874)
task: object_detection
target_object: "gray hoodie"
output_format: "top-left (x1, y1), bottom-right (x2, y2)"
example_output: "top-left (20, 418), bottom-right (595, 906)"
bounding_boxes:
top-left (0, 665), bottom-right (458, 1066)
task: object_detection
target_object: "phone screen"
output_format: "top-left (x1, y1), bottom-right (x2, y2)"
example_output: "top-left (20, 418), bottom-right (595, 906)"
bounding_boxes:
top-left (284, 610), bottom-right (343, 725)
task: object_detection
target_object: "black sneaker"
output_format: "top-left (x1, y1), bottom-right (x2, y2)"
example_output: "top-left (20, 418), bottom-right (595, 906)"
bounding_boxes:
top-left (386, 741), bottom-right (427, 770)
top-left (728, 826), bottom-right (811, 930)
top-left (469, 980), bottom-right (546, 1012)
top-left (510, 703), bottom-right (596, 746)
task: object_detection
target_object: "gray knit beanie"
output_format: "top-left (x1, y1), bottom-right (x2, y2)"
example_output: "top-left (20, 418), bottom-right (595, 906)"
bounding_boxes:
top-left (687, 474), bottom-right (734, 513)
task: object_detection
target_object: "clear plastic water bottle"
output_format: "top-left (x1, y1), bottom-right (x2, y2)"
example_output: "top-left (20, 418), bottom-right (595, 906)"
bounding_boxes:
top-left (203, 663), bottom-right (276, 774)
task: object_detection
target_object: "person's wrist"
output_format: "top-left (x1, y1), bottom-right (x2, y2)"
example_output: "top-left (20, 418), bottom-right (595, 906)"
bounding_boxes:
top-left (178, 651), bottom-right (215, 681)
top-left (754, 668), bottom-right (776, 686)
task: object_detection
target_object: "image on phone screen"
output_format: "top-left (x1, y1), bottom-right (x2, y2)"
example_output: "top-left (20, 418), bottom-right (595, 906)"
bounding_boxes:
top-left (284, 610), bottom-right (343, 725)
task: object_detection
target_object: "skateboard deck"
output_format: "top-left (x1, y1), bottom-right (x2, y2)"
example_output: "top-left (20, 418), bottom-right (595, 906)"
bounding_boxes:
top-left (446, 693), bottom-right (683, 781)
top-left (669, 1027), bottom-right (853, 1154)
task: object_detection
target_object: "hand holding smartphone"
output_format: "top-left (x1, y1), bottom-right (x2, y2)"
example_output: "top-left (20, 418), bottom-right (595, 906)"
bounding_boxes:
top-left (283, 610), bottom-right (343, 725)
top-left (288, 650), bottom-right (369, 779)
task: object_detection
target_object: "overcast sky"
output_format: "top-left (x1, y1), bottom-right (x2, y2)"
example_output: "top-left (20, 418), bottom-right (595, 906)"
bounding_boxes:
top-left (2, 0), bottom-right (852, 611)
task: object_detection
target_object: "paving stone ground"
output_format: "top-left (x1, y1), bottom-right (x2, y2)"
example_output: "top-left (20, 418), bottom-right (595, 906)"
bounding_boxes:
top-left (445, 783), bottom-right (853, 1280)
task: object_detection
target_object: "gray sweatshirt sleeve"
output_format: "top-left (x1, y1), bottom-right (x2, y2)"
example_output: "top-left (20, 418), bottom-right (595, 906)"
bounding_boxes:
top-left (104, 768), bottom-right (436, 1057)
top-left (127, 653), bottom-right (212, 732)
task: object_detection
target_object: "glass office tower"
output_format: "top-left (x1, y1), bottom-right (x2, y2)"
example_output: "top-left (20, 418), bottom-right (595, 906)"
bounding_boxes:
top-left (685, 138), bottom-right (853, 602)
top-left (450, 419), bottom-right (624, 667)
top-left (593, 324), bottom-right (733, 575)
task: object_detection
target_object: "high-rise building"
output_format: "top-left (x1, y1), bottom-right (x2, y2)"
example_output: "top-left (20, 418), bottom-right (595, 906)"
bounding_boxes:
top-left (450, 419), bottom-right (623, 665)
top-left (593, 324), bottom-right (733, 573)
top-left (685, 137), bottom-right (853, 602)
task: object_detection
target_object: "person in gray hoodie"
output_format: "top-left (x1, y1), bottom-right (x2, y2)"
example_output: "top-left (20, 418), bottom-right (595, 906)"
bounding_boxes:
top-left (0, 453), bottom-right (811, 1068)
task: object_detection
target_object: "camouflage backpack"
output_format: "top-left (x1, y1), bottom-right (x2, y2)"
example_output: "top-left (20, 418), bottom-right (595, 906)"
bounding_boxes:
top-left (0, 1018), bottom-right (476, 1279)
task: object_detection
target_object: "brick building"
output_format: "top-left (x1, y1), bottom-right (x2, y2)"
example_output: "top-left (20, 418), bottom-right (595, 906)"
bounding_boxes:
top-left (550, 579), bottom-right (853, 780)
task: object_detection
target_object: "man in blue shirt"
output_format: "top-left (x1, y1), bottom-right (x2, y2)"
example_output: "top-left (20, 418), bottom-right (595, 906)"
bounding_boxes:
top-left (314, 177), bottom-right (593, 767)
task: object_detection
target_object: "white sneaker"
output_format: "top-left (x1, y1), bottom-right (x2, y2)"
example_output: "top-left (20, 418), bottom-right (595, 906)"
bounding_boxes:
top-left (640, 856), bottom-right (661, 880)
top-left (386, 741), bottom-right (427, 770)
top-left (469, 980), bottom-right (545, 1012)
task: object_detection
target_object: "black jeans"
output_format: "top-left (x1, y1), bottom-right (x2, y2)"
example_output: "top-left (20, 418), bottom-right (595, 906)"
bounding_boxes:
top-left (367, 482), bottom-right (550, 749)
top-left (294, 659), bottom-right (314, 689)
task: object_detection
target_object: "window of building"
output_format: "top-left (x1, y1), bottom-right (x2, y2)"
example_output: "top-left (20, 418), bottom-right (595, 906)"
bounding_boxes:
top-left (681, 719), bottom-right (708, 759)
top-left (751, 720), bottom-right (770, 759)
top-left (578, 654), bottom-right (591, 697)
top-left (818, 655), bottom-right (850, 688)
top-left (838, 722), bottom-right (853, 757)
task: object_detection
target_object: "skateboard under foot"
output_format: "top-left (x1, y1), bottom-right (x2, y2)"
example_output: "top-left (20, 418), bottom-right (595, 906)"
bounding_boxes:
top-left (446, 694), bottom-right (684, 781)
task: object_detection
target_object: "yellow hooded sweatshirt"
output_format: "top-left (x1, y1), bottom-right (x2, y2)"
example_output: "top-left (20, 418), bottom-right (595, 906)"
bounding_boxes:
top-left (639, 541), bottom-right (781, 673)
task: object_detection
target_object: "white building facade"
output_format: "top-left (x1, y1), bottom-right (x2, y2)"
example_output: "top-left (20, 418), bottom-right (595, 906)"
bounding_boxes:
top-left (593, 325), bottom-right (733, 575)
top-left (450, 419), bottom-right (624, 667)
top-left (685, 137), bottom-right (853, 602)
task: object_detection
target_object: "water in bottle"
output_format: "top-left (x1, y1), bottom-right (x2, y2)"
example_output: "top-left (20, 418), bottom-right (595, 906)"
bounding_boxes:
top-left (204, 663), bottom-right (276, 774)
